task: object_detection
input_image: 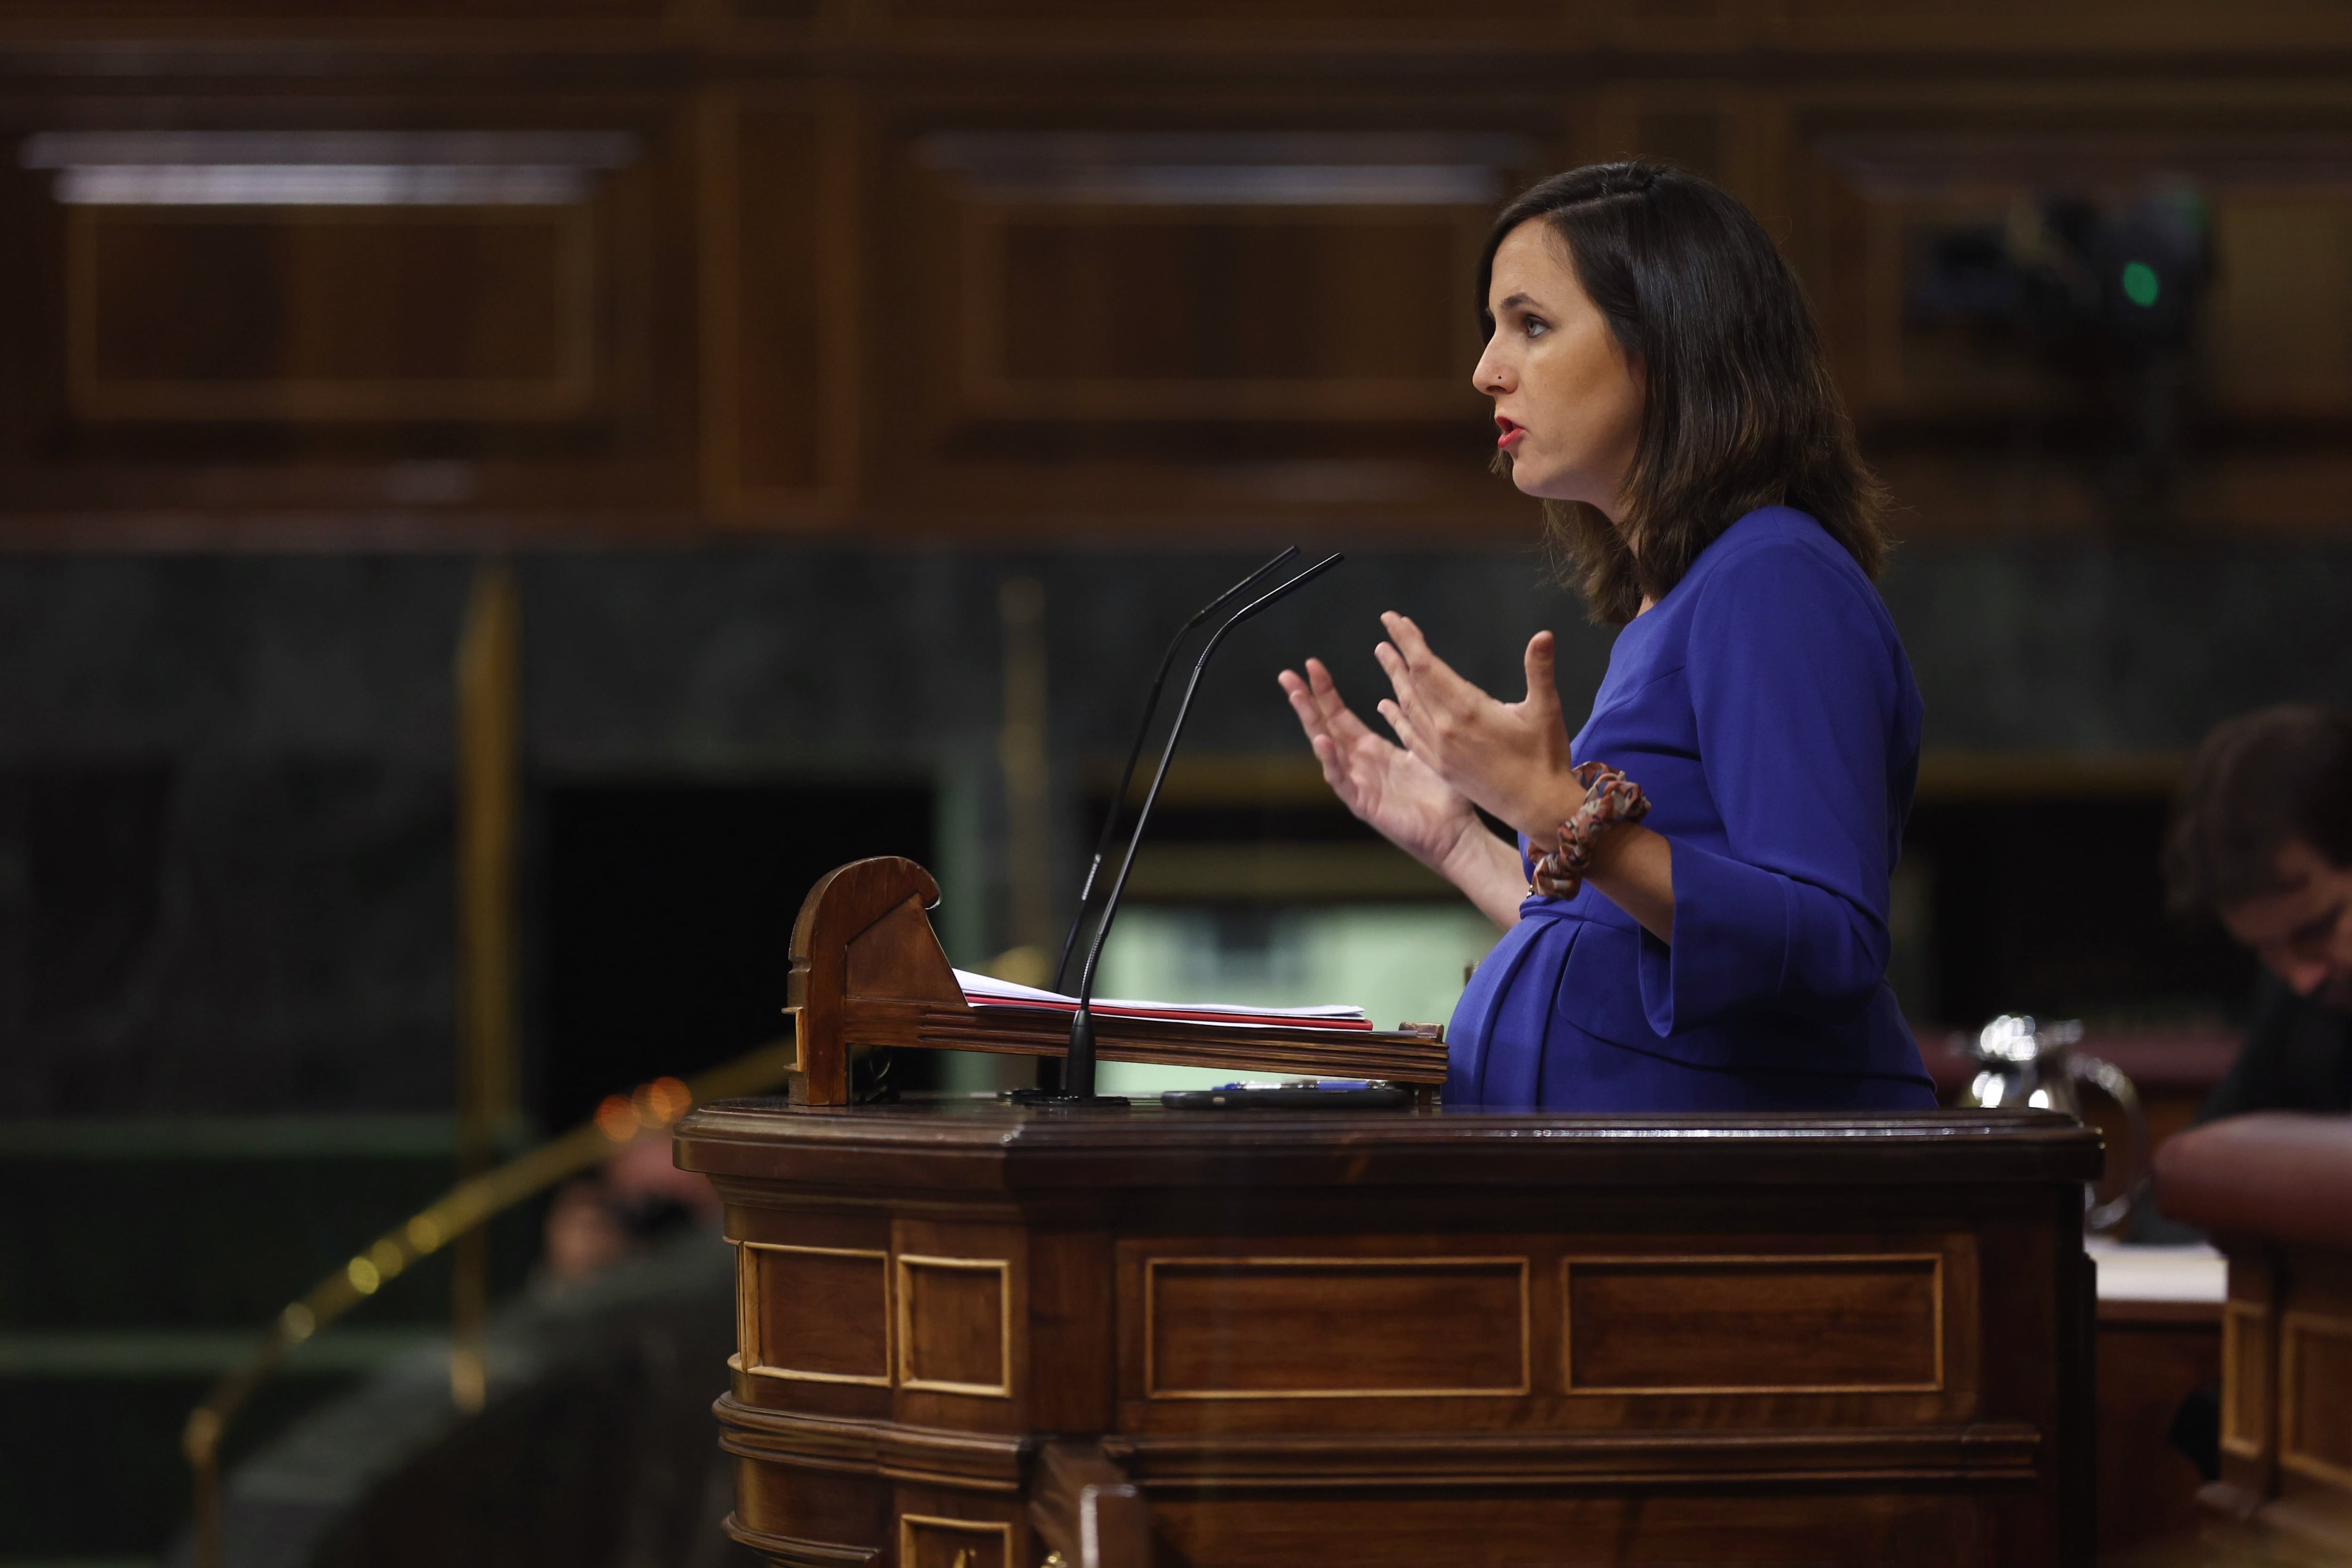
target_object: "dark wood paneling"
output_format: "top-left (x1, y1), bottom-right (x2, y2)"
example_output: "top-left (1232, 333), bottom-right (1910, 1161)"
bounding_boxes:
top-left (0, 0), bottom-right (663, 14)
top-left (2095, 1310), bottom-right (2219, 1555)
top-left (706, 96), bottom-right (852, 518)
top-left (982, 212), bottom-right (1469, 414)
top-left (747, 1242), bottom-right (893, 1386)
top-left (3, 7), bottom-right (2352, 543)
top-left (898, 1512), bottom-right (1010, 1568)
top-left (2285, 1307), bottom-right (2352, 1487)
top-left (1143, 1256), bottom-right (1527, 1398)
top-left (1150, 1489), bottom-right (1982, 1568)
top-left (1563, 1255), bottom-right (1943, 1394)
top-left (71, 206), bottom-right (594, 422)
top-left (897, 1256), bottom-right (1011, 1396)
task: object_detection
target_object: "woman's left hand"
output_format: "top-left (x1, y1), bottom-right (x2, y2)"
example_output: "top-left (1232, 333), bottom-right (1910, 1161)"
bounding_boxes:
top-left (1373, 614), bottom-right (1582, 845)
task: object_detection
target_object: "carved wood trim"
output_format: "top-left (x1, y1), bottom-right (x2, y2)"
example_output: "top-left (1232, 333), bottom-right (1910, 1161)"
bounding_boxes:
top-left (714, 1396), bottom-right (1028, 1492)
top-left (896, 1254), bottom-right (1015, 1398)
top-left (787, 857), bottom-right (943, 1106)
top-left (898, 1514), bottom-right (1012, 1568)
top-left (720, 1515), bottom-right (881, 1568)
top-left (2222, 1299), bottom-right (2272, 1462)
top-left (716, 1400), bottom-right (2046, 1499)
top-left (1099, 1423), bottom-right (2044, 1488)
top-left (2279, 1307), bottom-right (2352, 1488)
top-left (737, 1239), bottom-right (894, 1387)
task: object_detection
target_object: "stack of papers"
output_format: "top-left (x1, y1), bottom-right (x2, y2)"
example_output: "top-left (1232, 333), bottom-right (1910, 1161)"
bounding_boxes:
top-left (954, 969), bottom-right (1372, 1032)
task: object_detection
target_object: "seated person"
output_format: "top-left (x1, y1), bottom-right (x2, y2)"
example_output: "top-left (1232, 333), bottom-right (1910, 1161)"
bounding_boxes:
top-left (2157, 702), bottom-right (2351, 1479)
top-left (2164, 702), bottom-right (2352, 1121)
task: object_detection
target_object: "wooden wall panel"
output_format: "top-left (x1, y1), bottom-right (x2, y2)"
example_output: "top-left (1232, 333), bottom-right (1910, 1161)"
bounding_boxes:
top-left (973, 210), bottom-right (1469, 419)
top-left (2, 9), bottom-right (2352, 542)
top-left (2202, 198), bottom-right (2352, 418)
top-left (858, 125), bottom-right (1541, 530)
top-left (702, 93), bottom-right (856, 520)
top-left (69, 206), bottom-right (596, 422)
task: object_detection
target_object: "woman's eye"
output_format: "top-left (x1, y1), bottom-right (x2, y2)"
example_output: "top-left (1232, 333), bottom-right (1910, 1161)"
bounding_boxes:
top-left (1523, 317), bottom-right (1548, 339)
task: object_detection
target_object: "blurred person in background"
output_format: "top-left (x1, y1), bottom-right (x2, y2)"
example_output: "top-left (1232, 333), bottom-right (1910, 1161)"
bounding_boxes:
top-left (544, 1131), bottom-right (723, 1285)
top-left (2165, 702), bottom-right (2352, 1121)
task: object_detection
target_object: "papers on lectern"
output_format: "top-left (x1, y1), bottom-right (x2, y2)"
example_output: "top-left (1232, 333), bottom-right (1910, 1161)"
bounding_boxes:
top-left (953, 969), bottom-right (1373, 1032)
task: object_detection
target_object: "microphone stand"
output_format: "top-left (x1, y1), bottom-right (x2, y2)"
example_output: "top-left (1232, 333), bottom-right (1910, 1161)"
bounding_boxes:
top-left (1014, 551), bottom-right (1345, 1106)
top-left (1049, 547), bottom-right (1299, 995)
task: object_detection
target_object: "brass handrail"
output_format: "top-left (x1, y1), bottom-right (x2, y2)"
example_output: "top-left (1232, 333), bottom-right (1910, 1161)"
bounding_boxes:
top-left (183, 1036), bottom-right (798, 1568)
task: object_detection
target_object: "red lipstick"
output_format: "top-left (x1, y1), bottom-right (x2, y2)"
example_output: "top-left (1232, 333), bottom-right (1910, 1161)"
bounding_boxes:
top-left (1495, 416), bottom-right (1524, 452)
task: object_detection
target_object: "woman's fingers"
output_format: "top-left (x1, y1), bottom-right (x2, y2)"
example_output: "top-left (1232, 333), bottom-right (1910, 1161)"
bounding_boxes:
top-left (1521, 630), bottom-right (1563, 722)
top-left (1380, 613), bottom-right (1490, 735)
top-left (1301, 659), bottom-right (1383, 749)
top-left (1376, 697), bottom-right (1434, 764)
top-left (1278, 669), bottom-right (1329, 742)
top-left (1286, 661), bottom-right (1399, 817)
top-left (1381, 613), bottom-right (1471, 693)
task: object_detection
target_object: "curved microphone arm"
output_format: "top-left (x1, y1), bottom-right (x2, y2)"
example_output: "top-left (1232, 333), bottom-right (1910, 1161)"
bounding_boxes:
top-left (1050, 547), bottom-right (1299, 993)
top-left (1054, 551), bottom-right (1345, 1100)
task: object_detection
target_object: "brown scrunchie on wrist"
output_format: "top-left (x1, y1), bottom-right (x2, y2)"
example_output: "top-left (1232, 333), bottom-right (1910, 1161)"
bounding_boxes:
top-left (1529, 761), bottom-right (1652, 900)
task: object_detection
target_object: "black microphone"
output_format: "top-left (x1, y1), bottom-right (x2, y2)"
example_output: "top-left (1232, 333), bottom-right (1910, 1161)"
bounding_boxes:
top-left (1017, 551), bottom-right (1345, 1106)
top-left (1050, 547), bottom-right (1300, 994)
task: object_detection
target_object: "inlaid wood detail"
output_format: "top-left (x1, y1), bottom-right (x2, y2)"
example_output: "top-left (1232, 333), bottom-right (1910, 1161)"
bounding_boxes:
top-left (2280, 1309), bottom-right (2352, 1487)
top-left (896, 1256), bottom-right (1014, 1398)
top-left (1144, 1256), bottom-right (1530, 1400)
top-left (1562, 1254), bottom-right (1944, 1395)
top-left (2222, 1300), bottom-right (2271, 1460)
top-left (739, 1241), bottom-right (893, 1387)
top-left (898, 1513), bottom-right (1011, 1568)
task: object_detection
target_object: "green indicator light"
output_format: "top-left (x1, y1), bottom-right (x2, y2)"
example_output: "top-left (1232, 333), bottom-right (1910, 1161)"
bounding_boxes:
top-left (2121, 261), bottom-right (2161, 309)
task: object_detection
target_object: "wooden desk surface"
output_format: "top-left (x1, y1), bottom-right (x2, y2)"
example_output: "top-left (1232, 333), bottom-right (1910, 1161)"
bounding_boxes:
top-left (681, 1097), bottom-right (2102, 1189)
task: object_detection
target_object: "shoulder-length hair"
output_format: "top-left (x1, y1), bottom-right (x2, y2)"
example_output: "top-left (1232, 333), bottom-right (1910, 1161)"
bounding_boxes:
top-left (1478, 161), bottom-right (1888, 625)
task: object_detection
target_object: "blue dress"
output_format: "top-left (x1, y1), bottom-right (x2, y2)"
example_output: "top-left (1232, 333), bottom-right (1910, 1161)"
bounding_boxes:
top-left (1446, 507), bottom-right (1939, 1112)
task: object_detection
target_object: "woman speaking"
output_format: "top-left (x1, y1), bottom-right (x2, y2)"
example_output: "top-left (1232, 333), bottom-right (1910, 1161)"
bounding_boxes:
top-left (1280, 162), bottom-right (1938, 1111)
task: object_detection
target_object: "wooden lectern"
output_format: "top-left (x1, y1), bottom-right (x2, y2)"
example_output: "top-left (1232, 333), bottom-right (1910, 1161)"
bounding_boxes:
top-left (675, 858), bottom-right (2103, 1566)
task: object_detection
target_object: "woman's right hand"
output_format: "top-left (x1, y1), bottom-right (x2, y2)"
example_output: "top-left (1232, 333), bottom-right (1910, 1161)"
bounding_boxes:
top-left (1279, 657), bottom-right (1483, 872)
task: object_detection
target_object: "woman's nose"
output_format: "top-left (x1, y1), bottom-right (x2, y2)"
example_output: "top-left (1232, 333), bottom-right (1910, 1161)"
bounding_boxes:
top-left (1472, 350), bottom-right (1511, 397)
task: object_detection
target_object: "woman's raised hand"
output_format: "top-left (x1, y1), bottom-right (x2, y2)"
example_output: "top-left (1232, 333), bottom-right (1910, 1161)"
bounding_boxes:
top-left (1278, 657), bottom-right (1483, 873)
top-left (1373, 615), bottom-right (1581, 844)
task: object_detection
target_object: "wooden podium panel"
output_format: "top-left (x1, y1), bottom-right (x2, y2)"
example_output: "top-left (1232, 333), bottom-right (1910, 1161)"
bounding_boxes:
top-left (678, 857), bottom-right (2104, 1566)
top-left (679, 1098), bottom-right (2100, 1566)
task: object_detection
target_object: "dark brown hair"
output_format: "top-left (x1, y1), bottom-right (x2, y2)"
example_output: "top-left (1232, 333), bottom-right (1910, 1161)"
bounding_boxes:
top-left (1478, 161), bottom-right (1889, 624)
top-left (2164, 703), bottom-right (2352, 915)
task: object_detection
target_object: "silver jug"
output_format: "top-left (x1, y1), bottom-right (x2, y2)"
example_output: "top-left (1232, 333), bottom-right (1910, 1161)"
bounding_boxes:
top-left (1955, 1014), bottom-right (2150, 1232)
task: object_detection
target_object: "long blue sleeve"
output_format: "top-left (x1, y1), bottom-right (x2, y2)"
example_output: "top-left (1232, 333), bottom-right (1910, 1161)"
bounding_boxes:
top-left (1636, 535), bottom-right (1908, 1035)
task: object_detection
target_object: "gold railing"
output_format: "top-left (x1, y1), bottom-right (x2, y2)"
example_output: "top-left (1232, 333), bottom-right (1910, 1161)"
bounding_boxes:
top-left (182, 1037), bottom-right (798, 1568)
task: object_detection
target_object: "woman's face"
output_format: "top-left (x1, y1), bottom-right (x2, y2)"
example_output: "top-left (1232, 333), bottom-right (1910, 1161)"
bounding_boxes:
top-left (1473, 220), bottom-right (1645, 518)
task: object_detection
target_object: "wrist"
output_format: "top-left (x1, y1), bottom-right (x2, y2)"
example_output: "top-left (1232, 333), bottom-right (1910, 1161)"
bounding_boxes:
top-left (1581, 820), bottom-right (1645, 883)
top-left (1527, 761), bottom-right (1652, 902)
top-left (1520, 773), bottom-right (1590, 852)
top-left (1432, 812), bottom-right (1508, 884)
